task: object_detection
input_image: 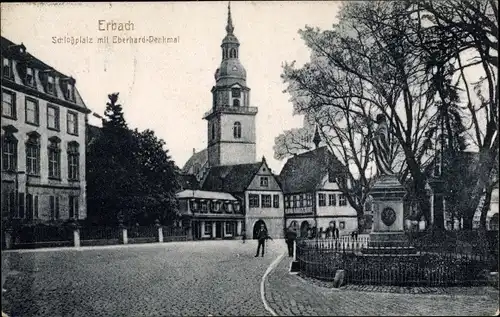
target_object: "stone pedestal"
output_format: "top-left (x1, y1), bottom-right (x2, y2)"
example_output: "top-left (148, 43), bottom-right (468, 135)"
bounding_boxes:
top-left (363, 175), bottom-right (415, 254)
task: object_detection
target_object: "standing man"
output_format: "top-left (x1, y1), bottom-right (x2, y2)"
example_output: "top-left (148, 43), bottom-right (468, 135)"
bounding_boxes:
top-left (241, 229), bottom-right (246, 244)
top-left (285, 226), bottom-right (297, 257)
top-left (255, 224), bottom-right (272, 257)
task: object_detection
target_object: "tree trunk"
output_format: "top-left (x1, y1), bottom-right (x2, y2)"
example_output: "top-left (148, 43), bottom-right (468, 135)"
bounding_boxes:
top-left (479, 186), bottom-right (493, 230)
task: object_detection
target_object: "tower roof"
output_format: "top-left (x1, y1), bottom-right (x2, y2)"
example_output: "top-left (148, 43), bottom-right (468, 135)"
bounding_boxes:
top-left (215, 2), bottom-right (246, 86)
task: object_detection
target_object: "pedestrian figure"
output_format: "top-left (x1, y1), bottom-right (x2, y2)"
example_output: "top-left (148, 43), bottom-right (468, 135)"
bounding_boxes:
top-left (242, 229), bottom-right (246, 244)
top-left (335, 227), bottom-right (340, 240)
top-left (255, 224), bottom-right (272, 257)
top-left (285, 227), bottom-right (297, 257)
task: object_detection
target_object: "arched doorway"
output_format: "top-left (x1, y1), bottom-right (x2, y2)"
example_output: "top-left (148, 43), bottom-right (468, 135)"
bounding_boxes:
top-left (300, 221), bottom-right (310, 238)
top-left (253, 219), bottom-right (267, 239)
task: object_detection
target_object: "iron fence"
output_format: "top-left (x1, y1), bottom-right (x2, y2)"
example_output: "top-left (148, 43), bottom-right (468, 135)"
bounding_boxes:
top-left (9, 224), bottom-right (73, 249)
top-left (296, 238), bottom-right (492, 286)
top-left (80, 226), bottom-right (121, 246)
top-left (162, 226), bottom-right (189, 241)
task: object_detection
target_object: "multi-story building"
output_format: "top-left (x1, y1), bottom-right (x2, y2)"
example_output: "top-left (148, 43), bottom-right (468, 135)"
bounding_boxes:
top-left (1, 36), bottom-right (91, 223)
top-left (178, 4), bottom-right (284, 240)
top-left (278, 144), bottom-right (358, 238)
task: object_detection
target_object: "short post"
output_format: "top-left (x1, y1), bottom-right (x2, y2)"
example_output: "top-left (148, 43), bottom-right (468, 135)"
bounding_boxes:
top-left (122, 228), bottom-right (128, 244)
top-left (119, 220), bottom-right (128, 244)
top-left (293, 239), bottom-right (297, 261)
top-left (4, 228), bottom-right (13, 250)
top-left (73, 227), bottom-right (81, 247)
top-left (156, 219), bottom-right (163, 243)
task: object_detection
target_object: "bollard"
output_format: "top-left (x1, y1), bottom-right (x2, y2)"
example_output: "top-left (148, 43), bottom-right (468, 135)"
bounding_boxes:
top-left (73, 228), bottom-right (81, 247)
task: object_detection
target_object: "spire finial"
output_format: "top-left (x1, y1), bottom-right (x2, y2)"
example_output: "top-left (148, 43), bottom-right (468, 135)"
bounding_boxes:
top-left (226, 2), bottom-right (234, 34)
top-left (313, 125), bottom-right (322, 149)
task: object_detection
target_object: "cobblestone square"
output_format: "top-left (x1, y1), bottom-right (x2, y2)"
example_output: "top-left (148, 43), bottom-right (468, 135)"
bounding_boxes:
top-left (2, 241), bottom-right (499, 317)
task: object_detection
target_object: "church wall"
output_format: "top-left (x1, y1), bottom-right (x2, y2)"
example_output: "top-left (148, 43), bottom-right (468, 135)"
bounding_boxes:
top-left (219, 142), bottom-right (255, 165)
top-left (220, 114), bottom-right (255, 143)
top-left (207, 144), bottom-right (221, 167)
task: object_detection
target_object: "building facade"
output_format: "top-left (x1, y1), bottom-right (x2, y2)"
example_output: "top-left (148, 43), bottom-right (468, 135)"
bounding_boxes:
top-left (279, 146), bottom-right (358, 238)
top-left (1, 37), bottom-right (91, 224)
top-left (177, 4), bottom-right (285, 240)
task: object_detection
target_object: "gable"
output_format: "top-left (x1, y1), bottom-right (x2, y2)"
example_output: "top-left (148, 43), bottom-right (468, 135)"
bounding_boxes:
top-left (246, 161), bottom-right (281, 191)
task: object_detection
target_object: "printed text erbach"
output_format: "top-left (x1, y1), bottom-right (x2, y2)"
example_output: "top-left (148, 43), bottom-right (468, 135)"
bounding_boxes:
top-left (98, 20), bottom-right (135, 31)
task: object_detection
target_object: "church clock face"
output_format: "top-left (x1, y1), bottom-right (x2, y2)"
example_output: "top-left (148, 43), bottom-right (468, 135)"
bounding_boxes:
top-left (381, 207), bottom-right (396, 226)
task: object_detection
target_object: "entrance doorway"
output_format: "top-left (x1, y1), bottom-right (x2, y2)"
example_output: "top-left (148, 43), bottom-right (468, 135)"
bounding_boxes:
top-left (253, 219), bottom-right (267, 239)
top-left (300, 221), bottom-right (310, 238)
top-left (215, 222), bottom-right (223, 238)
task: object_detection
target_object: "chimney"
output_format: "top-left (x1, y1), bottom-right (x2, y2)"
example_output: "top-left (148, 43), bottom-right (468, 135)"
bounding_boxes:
top-left (193, 148), bottom-right (196, 155)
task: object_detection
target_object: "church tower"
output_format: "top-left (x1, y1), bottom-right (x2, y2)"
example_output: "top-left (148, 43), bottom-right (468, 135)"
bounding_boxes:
top-left (204, 3), bottom-right (258, 167)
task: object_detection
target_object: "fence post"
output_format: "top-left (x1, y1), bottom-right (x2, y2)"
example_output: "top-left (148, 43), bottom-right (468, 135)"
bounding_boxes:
top-left (4, 228), bottom-right (13, 250)
top-left (293, 239), bottom-right (297, 261)
top-left (117, 220), bottom-right (127, 245)
top-left (73, 227), bottom-right (81, 247)
top-left (156, 219), bottom-right (163, 243)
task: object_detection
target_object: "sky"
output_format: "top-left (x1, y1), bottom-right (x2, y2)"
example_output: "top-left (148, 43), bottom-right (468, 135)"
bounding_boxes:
top-left (1, 1), bottom-right (342, 174)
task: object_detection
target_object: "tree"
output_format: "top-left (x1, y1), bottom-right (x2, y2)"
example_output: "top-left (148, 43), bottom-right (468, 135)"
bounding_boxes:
top-left (132, 129), bottom-right (180, 224)
top-left (410, 0), bottom-right (499, 230)
top-left (86, 93), bottom-right (181, 226)
top-left (282, 1), bottom-right (439, 226)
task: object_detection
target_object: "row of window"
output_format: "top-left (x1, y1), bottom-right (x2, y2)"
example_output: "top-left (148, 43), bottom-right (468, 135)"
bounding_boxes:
top-left (2, 90), bottom-right (79, 135)
top-left (2, 134), bottom-right (80, 180)
top-left (203, 221), bottom-right (237, 236)
top-left (248, 194), bottom-right (280, 208)
top-left (189, 199), bottom-right (242, 214)
top-left (3, 57), bottom-right (76, 101)
top-left (2, 192), bottom-right (80, 220)
top-left (284, 193), bottom-right (347, 209)
top-left (289, 220), bottom-right (346, 231)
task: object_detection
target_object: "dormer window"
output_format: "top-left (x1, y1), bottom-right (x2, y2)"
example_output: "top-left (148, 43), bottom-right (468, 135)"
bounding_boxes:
top-left (25, 67), bottom-right (34, 86)
top-left (3, 58), bottom-right (12, 79)
top-left (47, 75), bottom-right (55, 94)
top-left (65, 83), bottom-right (75, 101)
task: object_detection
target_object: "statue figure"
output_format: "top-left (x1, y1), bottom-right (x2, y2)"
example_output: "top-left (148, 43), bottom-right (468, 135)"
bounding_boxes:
top-left (373, 114), bottom-right (393, 176)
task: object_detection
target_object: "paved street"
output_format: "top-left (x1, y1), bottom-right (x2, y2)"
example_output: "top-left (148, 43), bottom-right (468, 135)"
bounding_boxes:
top-left (2, 240), bottom-right (283, 317)
top-left (2, 240), bottom-right (499, 317)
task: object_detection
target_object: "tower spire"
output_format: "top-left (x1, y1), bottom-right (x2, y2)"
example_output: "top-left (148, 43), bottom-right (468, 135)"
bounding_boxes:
top-left (313, 125), bottom-right (322, 149)
top-left (226, 2), bottom-right (234, 34)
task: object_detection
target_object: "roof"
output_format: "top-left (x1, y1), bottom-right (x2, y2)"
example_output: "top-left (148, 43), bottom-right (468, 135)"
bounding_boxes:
top-left (182, 148), bottom-right (208, 173)
top-left (1, 36), bottom-right (90, 113)
top-left (202, 162), bottom-right (262, 193)
top-left (175, 190), bottom-right (237, 201)
top-left (178, 174), bottom-right (199, 190)
top-left (278, 146), bottom-right (345, 194)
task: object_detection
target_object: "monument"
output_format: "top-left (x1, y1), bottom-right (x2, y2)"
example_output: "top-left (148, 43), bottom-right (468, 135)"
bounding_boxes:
top-left (363, 114), bottom-right (416, 254)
